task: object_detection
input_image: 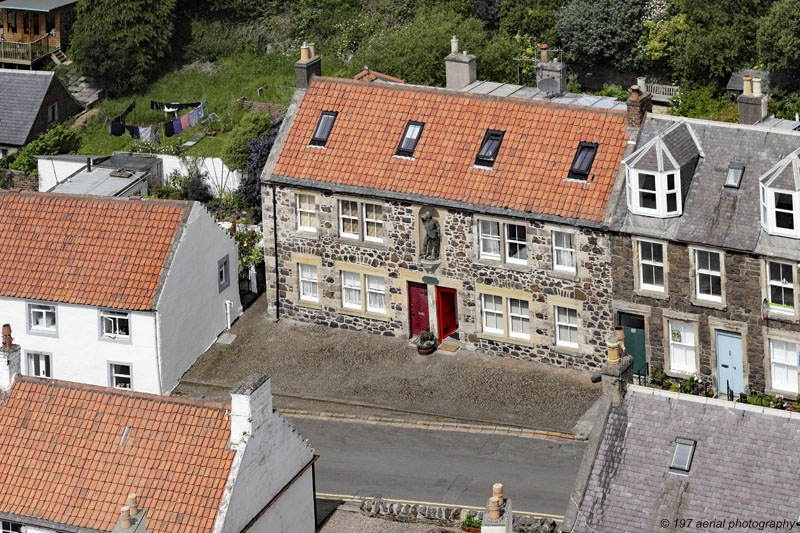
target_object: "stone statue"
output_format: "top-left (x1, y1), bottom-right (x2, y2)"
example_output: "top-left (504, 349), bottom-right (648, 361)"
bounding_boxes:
top-left (421, 212), bottom-right (440, 260)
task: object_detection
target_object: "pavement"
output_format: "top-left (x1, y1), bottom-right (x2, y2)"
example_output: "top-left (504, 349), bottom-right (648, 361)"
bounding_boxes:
top-left (318, 510), bottom-right (451, 532)
top-left (290, 417), bottom-right (585, 520)
top-left (174, 293), bottom-right (601, 434)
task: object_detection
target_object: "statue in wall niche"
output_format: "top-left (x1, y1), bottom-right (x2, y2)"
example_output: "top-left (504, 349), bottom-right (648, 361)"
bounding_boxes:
top-left (420, 212), bottom-right (440, 260)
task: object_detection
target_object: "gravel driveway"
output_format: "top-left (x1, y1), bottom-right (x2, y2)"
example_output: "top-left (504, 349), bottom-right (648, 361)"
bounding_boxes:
top-left (173, 294), bottom-right (600, 432)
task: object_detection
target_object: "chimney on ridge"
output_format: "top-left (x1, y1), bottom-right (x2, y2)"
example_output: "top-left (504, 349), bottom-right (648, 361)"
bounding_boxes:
top-left (738, 75), bottom-right (769, 125)
top-left (626, 84), bottom-right (652, 129)
top-left (295, 42), bottom-right (322, 90)
top-left (535, 44), bottom-right (567, 94)
top-left (229, 374), bottom-right (273, 448)
top-left (111, 494), bottom-right (147, 533)
top-left (0, 324), bottom-right (20, 392)
top-left (445, 36), bottom-right (477, 90)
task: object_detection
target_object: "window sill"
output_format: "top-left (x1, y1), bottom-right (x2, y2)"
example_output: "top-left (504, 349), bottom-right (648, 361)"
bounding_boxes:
top-left (666, 369), bottom-right (697, 380)
top-left (550, 269), bottom-right (579, 282)
top-left (690, 297), bottom-right (726, 311)
top-left (553, 344), bottom-right (581, 356)
top-left (339, 307), bottom-right (390, 322)
top-left (339, 236), bottom-right (388, 250)
top-left (634, 287), bottom-right (669, 301)
top-left (765, 310), bottom-right (799, 324)
top-left (295, 299), bottom-right (323, 310)
top-left (477, 332), bottom-right (535, 347)
top-left (296, 228), bottom-right (318, 237)
top-left (474, 258), bottom-right (530, 272)
top-left (100, 336), bottom-right (132, 344)
top-left (764, 387), bottom-right (798, 401)
top-left (27, 329), bottom-right (58, 338)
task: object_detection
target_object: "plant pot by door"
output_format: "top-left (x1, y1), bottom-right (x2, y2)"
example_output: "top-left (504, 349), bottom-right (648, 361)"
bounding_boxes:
top-left (417, 344), bottom-right (436, 356)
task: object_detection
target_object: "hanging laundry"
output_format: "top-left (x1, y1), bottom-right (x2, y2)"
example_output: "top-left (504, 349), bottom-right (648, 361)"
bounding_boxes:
top-left (180, 113), bottom-right (190, 130)
top-left (150, 100), bottom-right (201, 112)
top-left (109, 119), bottom-right (124, 137)
top-left (172, 118), bottom-right (183, 135)
top-left (124, 125), bottom-right (140, 139)
top-left (196, 104), bottom-right (205, 121)
top-left (152, 127), bottom-right (161, 145)
top-left (139, 126), bottom-right (153, 143)
top-left (164, 120), bottom-right (175, 137)
top-left (188, 108), bottom-right (198, 127)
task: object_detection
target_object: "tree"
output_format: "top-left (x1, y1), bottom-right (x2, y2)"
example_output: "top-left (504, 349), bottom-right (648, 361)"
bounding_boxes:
top-left (555, 0), bottom-right (647, 73)
top-left (70, 0), bottom-right (176, 96)
top-left (240, 130), bottom-right (277, 211)
top-left (757, 0), bottom-right (800, 76)
top-left (498, 0), bottom-right (568, 46)
top-left (222, 111), bottom-right (273, 171)
top-left (9, 125), bottom-right (81, 176)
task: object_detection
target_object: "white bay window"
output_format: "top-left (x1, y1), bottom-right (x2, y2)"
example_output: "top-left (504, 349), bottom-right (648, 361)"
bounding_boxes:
top-left (768, 260), bottom-right (795, 315)
top-left (626, 168), bottom-right (682, 218)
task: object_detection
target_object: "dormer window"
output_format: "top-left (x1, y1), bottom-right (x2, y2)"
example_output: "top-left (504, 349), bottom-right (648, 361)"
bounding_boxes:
top-left (475, 130), bottom-right (504, 168)
top-left (396, 121), bottom-right (424, 157)
top-left (626, 168), bottom-right (682, 217)
top-left (568, 142), bottom-right (598, 180)
top-left (758, 149), bottom-right (800, 238)
top-left (310, 111), bottom-right (337, 146)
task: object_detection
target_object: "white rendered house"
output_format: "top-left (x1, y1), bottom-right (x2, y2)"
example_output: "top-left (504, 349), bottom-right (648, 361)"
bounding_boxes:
top-left (0, 190), bottom-right (242, 394)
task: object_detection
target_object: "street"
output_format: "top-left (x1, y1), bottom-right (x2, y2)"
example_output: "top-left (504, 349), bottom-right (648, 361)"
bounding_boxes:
top-left (288, 417), bottom-right (586, 520)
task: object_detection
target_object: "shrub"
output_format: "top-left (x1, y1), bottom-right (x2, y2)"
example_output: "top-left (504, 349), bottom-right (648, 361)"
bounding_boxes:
top-left (234, 228), bottom-right (264, 278)
top-left (463, 513), bottom-right (482, 528)
top-left (222, 111), bottom-right (273, 171)
top-left (9, 125), bottom-right (81, 176)
top-left (669, 85), bottom-right (735, 120)
top-left (595, 83), bottom-right (630, 102)
top-left (239, 130), bottom-right (277, 211)
top-left (151, 164), bottom-right (213, 203)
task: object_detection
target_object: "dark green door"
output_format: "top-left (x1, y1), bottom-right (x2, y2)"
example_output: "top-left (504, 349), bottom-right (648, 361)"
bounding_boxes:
top-left (619, 313), bottom-right (647, 375)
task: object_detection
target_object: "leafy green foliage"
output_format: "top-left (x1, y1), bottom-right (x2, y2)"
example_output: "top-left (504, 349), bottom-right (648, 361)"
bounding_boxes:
top-left (463, 513), bottom-right (482, 528)
top-left (594, 83), bottom-right (630, 101)
top-left (151, 165), bottom-right (213, 203)
top-left (768, 88), bottom-right (800, 120)
top-left (241, 130), bottom-right (277, 210)
top-left (222, 111), bottom-right (273, 171)
top-left (757, 0), bottom-right (800, 76)
top-left (669, 85), bottom-right (736, 120)
top-left (418, 331), bottom-right (436, 345)
top-left (70, 0), bottom-right (177, 96)
top-left (8, 126), bottom-right (81, 176)
top-left (499, 0), bottom-right (567, 46)
top-left (234, 229), bottom-right (264, 278)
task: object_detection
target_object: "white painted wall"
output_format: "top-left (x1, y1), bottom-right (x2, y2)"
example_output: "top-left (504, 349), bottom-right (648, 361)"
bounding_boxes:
top-left (23, 526), bottom-right (57, 533)
top-left (252, 469), bottom-right (315, 533)
top-left (37, 157), bottom-right (86, 192)
top-left (155, 202), bottom-right (242, 393)
top-left (159, 155), bottom-right (242, 196)
top-left (0, 298), bottom-right (161, 392)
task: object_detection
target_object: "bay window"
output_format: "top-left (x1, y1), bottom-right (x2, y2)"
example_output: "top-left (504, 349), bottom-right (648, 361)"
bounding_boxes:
top-left (626, 168), bottom-right (682, 217)
top-left (760, 183), bottom-right (800, 238)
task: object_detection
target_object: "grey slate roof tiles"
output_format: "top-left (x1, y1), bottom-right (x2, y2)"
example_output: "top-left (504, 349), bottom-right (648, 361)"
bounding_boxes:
top-left (0, 70), bottom-right (55, 147)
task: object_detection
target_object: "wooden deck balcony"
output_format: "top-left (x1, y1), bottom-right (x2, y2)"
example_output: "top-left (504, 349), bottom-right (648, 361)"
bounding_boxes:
top-left (0, 35), bottom-right (53, 66)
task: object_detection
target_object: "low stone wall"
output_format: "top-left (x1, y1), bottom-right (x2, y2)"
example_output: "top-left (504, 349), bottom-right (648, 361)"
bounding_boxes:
top-left (359, 498), bottom-right (557, 532)
top-left (1, 170), bottom-right (37, 191)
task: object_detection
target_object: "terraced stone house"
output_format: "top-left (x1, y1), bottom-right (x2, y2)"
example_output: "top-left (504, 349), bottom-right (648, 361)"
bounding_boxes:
top-left (260, 44), bottom-right (643, 371)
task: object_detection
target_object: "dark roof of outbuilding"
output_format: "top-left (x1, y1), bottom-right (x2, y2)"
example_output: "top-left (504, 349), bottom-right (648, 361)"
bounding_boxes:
top-left (726, 68), bottom-right (772, 92)
top-left (576, 388), bottom-right (800, 532)
top-left (0, 70), bottom-right (57, 146)
top-left (0, 0), bottom-right (75, 11)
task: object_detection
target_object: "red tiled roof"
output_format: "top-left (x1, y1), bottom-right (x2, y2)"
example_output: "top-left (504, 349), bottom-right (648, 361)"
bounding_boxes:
top-left (272, 78), bottom-right (630, 223)
top-left (353, 69), bottom-right (405, 83)
top-left (0, 377), bottom-right (234, 533)
top-left (0, 191), bottom-right (191, 311)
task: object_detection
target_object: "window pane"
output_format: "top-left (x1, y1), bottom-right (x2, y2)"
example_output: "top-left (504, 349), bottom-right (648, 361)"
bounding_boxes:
top-left (653, 265), bottom-right (664, 287)
top-left (640, 192), bottom-right (657, 209)
top-left (709, 251), bottom-right (720, 272)
top-left (556, 249), bottom-right (575, 268)
top-left (776, 211), bottom-right (794, 230)
top-left (481, 220), bottom-right (499, 237)
top-left (639, 174), bottom-right (656, 191)
top-left (667, 173), bottom-right (675, 190)
top-left (775, 192), bottom-right (793, 211)
top-left (640, 242), bottom-right (652, 262)
top-left (666, 193), bottom-right (677, 212)
top-left (651, 243), bottom-right (663, 263)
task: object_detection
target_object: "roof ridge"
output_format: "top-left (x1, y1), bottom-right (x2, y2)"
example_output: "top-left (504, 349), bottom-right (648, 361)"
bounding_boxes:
top-left (0, 189), bottom-right (194, 210)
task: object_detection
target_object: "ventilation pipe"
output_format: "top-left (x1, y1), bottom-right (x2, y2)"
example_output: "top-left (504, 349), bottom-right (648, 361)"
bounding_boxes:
top-left (86, 157), bottom-right (92, 172)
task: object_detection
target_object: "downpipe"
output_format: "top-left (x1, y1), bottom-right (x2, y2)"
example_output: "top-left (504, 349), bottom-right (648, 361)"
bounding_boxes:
top-left (271, 184), bottom-right (281, 323)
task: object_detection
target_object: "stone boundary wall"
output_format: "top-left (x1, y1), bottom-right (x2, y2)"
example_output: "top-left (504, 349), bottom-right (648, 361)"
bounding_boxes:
top-left (1, 170), bottom-right (37, 191)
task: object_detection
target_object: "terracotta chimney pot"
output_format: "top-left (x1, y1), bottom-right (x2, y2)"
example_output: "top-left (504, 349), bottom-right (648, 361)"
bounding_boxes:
top-left (489, 497), bottom-right (501, 520)
top-left (753, 77), bottom-right (762, 97)
top-left (450, 35), bottom-right (459, 54)
top-left (1, 324), bottom-right (11, 348)
top-left (540, 43), bottom-right (549, 63)
top-left (308, 43), bottom-right (316, 57)
top-left (630, 85), bottom-right (641, 101)
top-left (607, 338), bottom-right (621, 365)
top-left (300, 42), bottom-right (310, 62)
top-left (742, 75), bottom-right (752, 96)
top-left (120, 506), bottom-right (131, 529)
top-left (126, 494), bottom-right (138, 517)
top-left (492, 483), bottom-right (504, 506)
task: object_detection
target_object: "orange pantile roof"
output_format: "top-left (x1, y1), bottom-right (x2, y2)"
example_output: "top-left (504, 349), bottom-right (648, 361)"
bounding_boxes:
top-left (272, 78), bottom-right (630, 223)
top-left (0, 376), bottom-right (234, 533)
top-left (353, 69), bottom-right (405, 83)
top-left (0, 191), bottom-right (192, 311)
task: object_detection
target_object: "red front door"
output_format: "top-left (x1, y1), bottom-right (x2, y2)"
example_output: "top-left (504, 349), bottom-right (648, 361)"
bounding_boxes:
top-left (436, 287), bottom-right (458, 341)
top-left (408, 282), bottom-right (430, 337)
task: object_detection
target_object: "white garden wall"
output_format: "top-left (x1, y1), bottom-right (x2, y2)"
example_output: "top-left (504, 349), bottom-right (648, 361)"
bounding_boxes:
top-left (158, 155), bottom-right (242, 195)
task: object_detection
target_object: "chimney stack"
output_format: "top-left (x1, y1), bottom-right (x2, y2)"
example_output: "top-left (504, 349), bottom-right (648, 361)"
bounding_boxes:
top-left (445, 35), bottom-right (477, 90)
top-left (738, 75), bottom-right (768, 125)
top-left (230, 374), bottom-right (273, 447)
top-left (590, 335), bottom-right (634, 406)
top-left (626, 85), bottom-right (652, 129)
top-left (295, 42), bottom-right (322, 90)
top-left (112, 497), bottom-right (147, 533)
top-left (535, 44), bottom-right (567, 94)
top-left (481, 483), bottom-right (513, 533)
top-left (0, 325), bottom-right (20, 392)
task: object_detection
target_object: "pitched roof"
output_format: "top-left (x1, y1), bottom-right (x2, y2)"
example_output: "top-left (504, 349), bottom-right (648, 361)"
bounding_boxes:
top-left (270, 77), bottom-right (630, 224)
top-left (0, 191), bottom-right (192, 311)
top-left (0, 0), bottom-right (76, 11)
top-left (0, 376), bottom-right (235, 533)
top-left (353, 69), bottom-right (405, 84)
top-left (577, 388), bottom-right (800, 532)
top-left (0, 71), bottom-right (55, 146)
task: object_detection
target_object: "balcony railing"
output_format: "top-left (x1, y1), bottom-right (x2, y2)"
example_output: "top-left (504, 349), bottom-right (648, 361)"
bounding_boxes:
top-left (0, 35), bottom-right (51, 65)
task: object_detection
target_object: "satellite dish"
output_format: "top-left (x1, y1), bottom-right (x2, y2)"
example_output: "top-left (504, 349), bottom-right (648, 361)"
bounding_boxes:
top-left (538, 77), bottom-right (560, 97)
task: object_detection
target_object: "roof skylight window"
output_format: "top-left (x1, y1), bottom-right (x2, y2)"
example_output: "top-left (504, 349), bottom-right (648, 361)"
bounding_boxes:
top-left (476, 130), bottom-right (505, 168)
top-left (725, 163), bottom-right (744, 188)
top-left (396, 121), bottom-right (424, 157)
top-left (670, 438), bottom-right (696, 472)
top-left (310, 111), bottom-right (338, 146)
top-left (568, 142), bottom-right (599, 180)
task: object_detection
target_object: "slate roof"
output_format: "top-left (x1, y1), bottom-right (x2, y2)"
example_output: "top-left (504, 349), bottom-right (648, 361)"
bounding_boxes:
top-left (0, 191), bottom-right (192, 311)
top-left (614, 115), bottom-right (800, 256)
top-left (726, 68), bottom-right (771, 93)
top-left (270, 77), bottom-right (630, 225)
top-left (0, 71), bottom-right (56, 147)
top-left (0, 376), bottom-right (235, 533)
top-left (577, 388), bottom-right (800, 532)
top-left (353, 68), bottom-right (405, 84)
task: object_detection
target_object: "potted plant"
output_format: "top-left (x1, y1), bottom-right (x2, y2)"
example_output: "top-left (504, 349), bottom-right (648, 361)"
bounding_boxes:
top-left (416, 331), bottom-right (437, 355)
top-left (461, 513), bottom-right (482, 533)
top-left (649, 365), bottom-right (666, 388)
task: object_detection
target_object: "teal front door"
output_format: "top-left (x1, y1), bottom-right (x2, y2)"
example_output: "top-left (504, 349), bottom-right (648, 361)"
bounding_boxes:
top-left (619, 313), bottom-right (647, 375)
top-left (716, 331), bottom-right (744, 396)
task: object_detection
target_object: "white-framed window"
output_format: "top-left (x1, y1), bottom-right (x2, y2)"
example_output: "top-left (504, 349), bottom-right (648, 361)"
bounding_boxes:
top-left (770, 339), bottom-right (798, 394)
top-left (768, 261), bottom-right (795, 315)
top-left (366, 275), bottom-right (386, 313)
top-left (1, 521), bottom-right (22, 533)
top-left (341, 271), bottom-right (361, 309)
top-left (774, 192), bottom-right (795, 232)
top-left (760, 184), bottom-right (800, 238)
top-left (218, 255), bottom-right (230, 292)
top-left (109, 363), bottom-right (132, 389)
top-left (668, 320), bottom-right (696, 374)
top-left (553, 231), bottom-right (576, 272)
top-left (101, 310), bottom-right (130, 339)
top-left (28, 303), bottom-right (56, 333)
top-left (695, 249), bottom-right (721, 302)
top-left (47, 102), bottom-right (58, 123)
top-left (27, 351), bottom-right (51, 378)
top-left (555, 306), bottom-right (578, 348)
top-left (297, 194), bottom-right (316, 232)
top-left (298, 263), bottom-right (319, 302)
top-left (339, 200), bottom-right (360, 238)
top-left (638, 240), bottom-right (665, 292)
top-left (505, 223), bottom-right (527, 265)
top-left (479, 220), bottom-right (501, 260)
top-left (363, 203), bottom-right (383, 242)
top-left (626, 168), bottom-right (682, 218)
top-left (508, 298), bottom-right (530, 339)
top-left (481, 294), bottom-right (504, 334)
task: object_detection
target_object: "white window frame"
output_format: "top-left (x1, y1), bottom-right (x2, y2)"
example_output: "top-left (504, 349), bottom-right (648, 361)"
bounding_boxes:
top-left (341, 271), bottom-right (361, 310)
top-left (505, 223), bottom-right (527, 265)
top-left (668, 320), bottom-right (697, 374)
top-left (767, 260), bottom-right (795, 315)
top-left (479, 220), bottom-right (501, 260)
top-left (770, 339), bottom-right (798, 394)
top-left (1, 520), bottom-right (22, 533)
top-left (366, 275), bottom-right (386, 314)
top-left (638, 240), bottom-right (665, 293)
top-left (694, 249), bottom-right (722, 303)
top-left (26, 350), bottom-right (52, 378)
top-left (362, 203), bottom-right (384, 243)
top-left (552, 230), bottom-right (576, 273)
top-left (218, 255), bottom-right (230, 292)
top-left (100, 309), bottom-right (131, 339)
top-left (296, 194), bottom-right (316, 232)
top-left (555, 306), bottom-right (579, 348)
top-left (109, 362), bottom-right (132, 390)
top-left (28, 303), bottom-right (57, 334)
top-left (339, 200), bottom-right (360, 239)
top-left (298, 263), bottom-right (319, 303)
top-left (626, 168), bottom-right (683, 218)
top-left (508, 298), bottom-right (530, 340)
top-left (481, 294), bottom-right (504, 335)
top-left (761, 184), bottom-right (800, 238)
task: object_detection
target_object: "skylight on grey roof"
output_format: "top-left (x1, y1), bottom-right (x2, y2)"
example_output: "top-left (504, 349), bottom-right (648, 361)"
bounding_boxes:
top-left (670, 437), bottom-right (696, 472)
top-left (725, 164), bottom-right (745, 188)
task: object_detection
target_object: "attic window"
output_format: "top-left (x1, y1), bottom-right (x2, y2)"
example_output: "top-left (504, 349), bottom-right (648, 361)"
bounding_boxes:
top-left (310, 111), bottom-right (337, 146)
top-left (476, 130), bottom-right (505, 168)
top-left (670, 438), bottom-right (696, 472)
top-left (725, 164), bottom-right (744, 188)
top-left (396, 121), bottom-right (424, 157)
top-left (568, 142), bottom-right (598, 180)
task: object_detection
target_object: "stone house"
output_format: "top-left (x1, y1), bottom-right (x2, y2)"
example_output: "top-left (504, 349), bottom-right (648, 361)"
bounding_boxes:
top-left (610, 84), bottom-right (800, 397)
top-left (260, 45), bottom-right (641, 371)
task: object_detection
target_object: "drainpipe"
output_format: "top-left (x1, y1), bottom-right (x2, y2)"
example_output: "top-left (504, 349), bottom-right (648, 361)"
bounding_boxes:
top-left (271, 184), bottom-right (281, 322)
top-left (225, 300), bottom-right (232, 330)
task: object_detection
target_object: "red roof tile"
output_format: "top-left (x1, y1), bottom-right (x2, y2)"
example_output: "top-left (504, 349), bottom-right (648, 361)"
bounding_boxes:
top-left (0, 377), bottom-right (234, 532)
top-left (272, 78), bottom-right (629, 223)
top-left (0, 192), bottom-right (191, 311)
